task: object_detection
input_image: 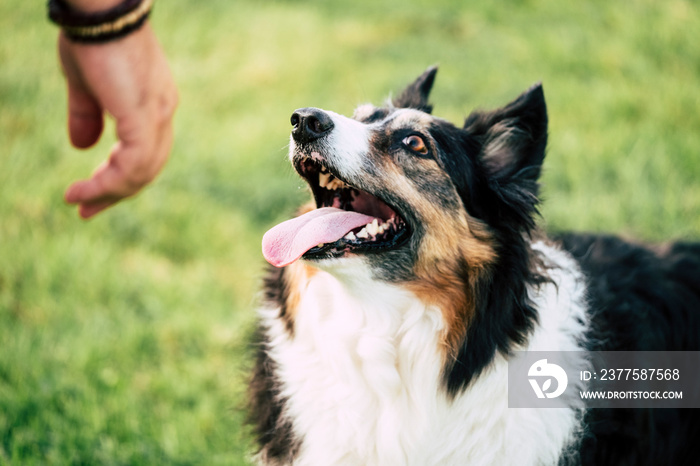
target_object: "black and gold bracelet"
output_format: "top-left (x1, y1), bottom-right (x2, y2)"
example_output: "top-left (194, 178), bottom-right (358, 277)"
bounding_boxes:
top-left (47, 0), bottom-right (153, 43)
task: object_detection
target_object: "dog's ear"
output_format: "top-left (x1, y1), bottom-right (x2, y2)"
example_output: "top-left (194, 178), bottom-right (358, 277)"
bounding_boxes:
top-left (392, 66), bottom-right (438, 113)
top-left (464, 84), bottom-right (548, 229)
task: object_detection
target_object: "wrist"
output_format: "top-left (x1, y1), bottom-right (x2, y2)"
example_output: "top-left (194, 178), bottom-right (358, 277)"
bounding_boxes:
top-left (48, 0), bottom-right (153, 43)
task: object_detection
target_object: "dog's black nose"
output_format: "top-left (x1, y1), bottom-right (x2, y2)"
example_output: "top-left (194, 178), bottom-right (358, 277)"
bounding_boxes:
top-left (291, 108), bottom-right (334, 143)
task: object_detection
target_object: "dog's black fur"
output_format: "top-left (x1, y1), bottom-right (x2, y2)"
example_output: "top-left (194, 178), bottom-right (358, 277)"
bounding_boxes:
top-left (556, 233), bottom-right (700, 465)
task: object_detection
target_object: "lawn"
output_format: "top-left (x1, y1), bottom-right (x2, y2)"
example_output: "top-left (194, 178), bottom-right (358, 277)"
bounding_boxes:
top-left (1, 0), bottom-right (698, 464)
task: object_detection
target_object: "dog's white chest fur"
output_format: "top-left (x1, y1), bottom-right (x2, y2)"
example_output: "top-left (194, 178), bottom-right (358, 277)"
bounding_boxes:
top-left (259, 243), bottom-right (588, 466)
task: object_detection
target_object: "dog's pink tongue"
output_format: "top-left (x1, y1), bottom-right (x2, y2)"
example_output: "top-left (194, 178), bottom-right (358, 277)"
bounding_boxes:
top-left (262, 207), bottom-right (375, 267)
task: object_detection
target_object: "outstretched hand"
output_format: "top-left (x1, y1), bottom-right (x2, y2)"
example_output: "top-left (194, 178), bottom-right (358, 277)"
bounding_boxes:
top-left (58, 23), bottom-right (177, 218)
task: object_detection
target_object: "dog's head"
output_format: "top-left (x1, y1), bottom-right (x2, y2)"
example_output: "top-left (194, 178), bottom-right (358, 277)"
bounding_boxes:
top-left (263, 67), bottom-right (548, 391)
top-left (264, 67), bottom-right (547, 277)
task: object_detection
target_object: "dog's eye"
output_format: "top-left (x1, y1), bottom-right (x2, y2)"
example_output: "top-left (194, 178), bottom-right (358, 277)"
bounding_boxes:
top-left (402, 135), bottom-right (428, 155)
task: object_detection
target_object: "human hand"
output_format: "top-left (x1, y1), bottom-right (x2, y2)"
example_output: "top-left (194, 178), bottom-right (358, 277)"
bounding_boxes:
top-left (58, 22), bottom-right (177, 218)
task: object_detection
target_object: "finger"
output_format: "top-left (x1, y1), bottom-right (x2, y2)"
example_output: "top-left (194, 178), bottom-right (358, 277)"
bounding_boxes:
top-left (66, 126), bottom-right (167, 216)
top-left (141, 83), bottom-right (178, 180)
top-left (145, 114), bottom-right (174, 181)
top-left (65, 127), bottom-right (161, 207)
top-left (64, 150), bottom-right (134, 205)
top-left (103, 102), bottom-right (173, 196)
top-left (67, 82), bottom-right (104, 149)
top-left (78, 200), bottom-right (116, 219)
top-left (64, 177), bottom-right (107, 205)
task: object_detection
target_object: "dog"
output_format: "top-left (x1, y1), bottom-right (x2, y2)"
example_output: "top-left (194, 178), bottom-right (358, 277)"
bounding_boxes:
top-left (249, 67), bottom-right (700, 465)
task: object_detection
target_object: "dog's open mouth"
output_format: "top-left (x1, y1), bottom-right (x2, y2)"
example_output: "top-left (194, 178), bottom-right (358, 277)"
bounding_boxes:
top-left (262, 156), bottom-right (410, 267)
top-left (300, 157), bottom-right (410, 257)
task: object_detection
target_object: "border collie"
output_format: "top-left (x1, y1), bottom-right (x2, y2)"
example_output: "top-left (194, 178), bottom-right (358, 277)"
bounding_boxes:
top-left (250, 67), bottom-right (700, 465)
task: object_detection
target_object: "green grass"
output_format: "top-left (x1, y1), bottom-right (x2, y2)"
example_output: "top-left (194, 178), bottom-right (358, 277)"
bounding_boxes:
top-left (1, 0), bottom-right (698, 463)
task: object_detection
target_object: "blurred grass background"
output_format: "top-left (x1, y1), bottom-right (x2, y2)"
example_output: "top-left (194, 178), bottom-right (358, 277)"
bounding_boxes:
top-left (1, 0), bottom-right (698, 463)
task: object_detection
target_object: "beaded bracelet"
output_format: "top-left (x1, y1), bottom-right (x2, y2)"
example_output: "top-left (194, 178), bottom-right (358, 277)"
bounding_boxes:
top-left (48, 0), bottom-right (153, 43)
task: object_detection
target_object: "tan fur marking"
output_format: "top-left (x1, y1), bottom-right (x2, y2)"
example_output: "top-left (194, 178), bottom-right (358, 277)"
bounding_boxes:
top-left (410, 216), bottom-right (496, 361)
top-left (297, 202), bottom-right (316, 216)
top-left (281, 261), bottom-right (317, 329)
top-left (379, 160), bottom-right (497, 360)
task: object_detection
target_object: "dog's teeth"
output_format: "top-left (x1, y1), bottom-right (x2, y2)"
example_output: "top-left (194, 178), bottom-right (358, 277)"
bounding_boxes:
top-left (356, 227), bottom-right (369, 239)
top-left (344, 231), bottom-right (356, 241)
top-left (319, 173), bottom-right (331, 188)
top-left (331, 179), bottom-right (346, 191)
top-left (366, 219), bottom-right (379, 236)
top-left (317, 243), bottom-right (324, 248)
